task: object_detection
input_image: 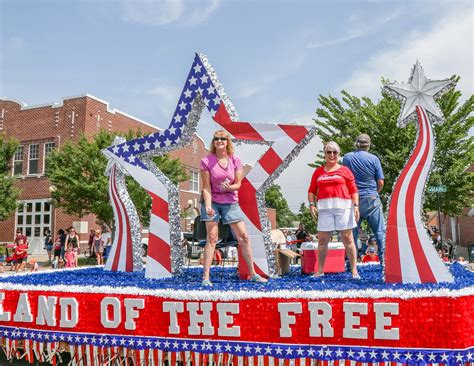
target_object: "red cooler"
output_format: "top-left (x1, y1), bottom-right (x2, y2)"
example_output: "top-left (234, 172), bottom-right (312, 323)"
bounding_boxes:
top-left (301, 242), bottom-right (345, 274)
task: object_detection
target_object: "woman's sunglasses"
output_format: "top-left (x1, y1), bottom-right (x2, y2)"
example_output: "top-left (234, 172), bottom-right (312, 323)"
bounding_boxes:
top-left (213, 137), bottom-right (228, 142)
top-left (325, 150), bottom-right (338, 155)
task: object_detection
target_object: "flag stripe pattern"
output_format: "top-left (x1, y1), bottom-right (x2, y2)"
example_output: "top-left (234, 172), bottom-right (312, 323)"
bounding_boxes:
top-left (104, 53), bottom-right (313, 278)
top-left (104, 165), bottom-right (134, 272)
top-left (385, 106), bottom-right (453, 283)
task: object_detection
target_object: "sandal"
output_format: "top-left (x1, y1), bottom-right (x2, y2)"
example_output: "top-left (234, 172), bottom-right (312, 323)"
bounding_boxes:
top-left (312, 272), bottom-right (324, 278)
top-left (201, 279), bottom-right (213, 287)
top-left (250, 274), bottom-right (267, 283)
top-left (352, 273), bottom-right (361, 280)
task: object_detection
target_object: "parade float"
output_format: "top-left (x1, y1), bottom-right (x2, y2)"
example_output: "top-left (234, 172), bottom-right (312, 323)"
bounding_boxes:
top-left (0, 54), bottom-right (472, 365)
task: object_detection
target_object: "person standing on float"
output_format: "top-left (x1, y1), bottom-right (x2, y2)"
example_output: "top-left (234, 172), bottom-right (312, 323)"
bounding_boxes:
top-left (308, 141), bottom-right (360, 279)
top-left (343, 134), bottom-right (386, 263)
top-left (200, 130), bottom-right (267, 287)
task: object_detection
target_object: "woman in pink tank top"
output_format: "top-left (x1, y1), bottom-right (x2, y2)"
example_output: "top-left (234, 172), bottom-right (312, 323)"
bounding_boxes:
top-left (200, 130), bottom-right (267, 287)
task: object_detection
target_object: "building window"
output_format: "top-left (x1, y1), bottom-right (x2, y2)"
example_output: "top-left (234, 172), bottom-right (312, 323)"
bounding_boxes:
top-left (28, 144), bottom-right (39, 175)
top-left (190, 170), bottom-right (199, 193)
top-left (16, 200), bottom-right (53, 242)
top-left (13, 145), bottom-right (23, 175)
top-left (44, 142), bottom-right (55, 173)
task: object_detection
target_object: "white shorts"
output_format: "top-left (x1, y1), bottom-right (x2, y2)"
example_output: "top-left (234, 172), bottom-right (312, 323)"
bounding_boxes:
top-left (317, 208), bottom-right (357, 232)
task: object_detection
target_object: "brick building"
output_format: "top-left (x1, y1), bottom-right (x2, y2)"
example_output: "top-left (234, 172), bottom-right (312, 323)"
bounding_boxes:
top-left (0, 95), bottom-right (204, 252)
top-left (0, 94), bottom-right (276, 253)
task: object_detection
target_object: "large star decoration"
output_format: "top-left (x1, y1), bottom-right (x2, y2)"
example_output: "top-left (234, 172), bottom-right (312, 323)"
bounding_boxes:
top-left (383, 61), bottom-right (454, 127)
top-left (103, 52), bottom-right (315, 278)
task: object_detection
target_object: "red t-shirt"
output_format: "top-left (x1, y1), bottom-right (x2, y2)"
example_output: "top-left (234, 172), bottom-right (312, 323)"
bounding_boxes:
top-left (362, 254), bottom-right (380, 263)
top-left (308, 166), bottom-right (358, 209)
top-left (15, 244), bottom-right (29, 259)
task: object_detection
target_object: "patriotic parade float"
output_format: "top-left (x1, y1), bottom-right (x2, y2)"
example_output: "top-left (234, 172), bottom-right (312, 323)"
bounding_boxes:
top-left (0, 54), bottom-right (472, 365)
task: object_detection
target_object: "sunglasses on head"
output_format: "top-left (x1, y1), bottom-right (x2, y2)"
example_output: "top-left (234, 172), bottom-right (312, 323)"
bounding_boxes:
top-left (213, 137), bottom-right (227, 142)
top-left (325, 150), bottom-right (338, 155)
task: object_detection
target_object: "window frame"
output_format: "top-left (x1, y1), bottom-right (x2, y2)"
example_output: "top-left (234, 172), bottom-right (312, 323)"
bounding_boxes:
top-left (28, 143), bottom-right (40, 175)
top-left (189, 170), bottom-right (200, 193)
top-left (43, 142), bottom-right (55, 174)
top-left (12, 145), bottom-right (24, 176)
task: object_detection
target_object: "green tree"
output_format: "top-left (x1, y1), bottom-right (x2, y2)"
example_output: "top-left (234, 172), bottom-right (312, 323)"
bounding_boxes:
top-left (314, 76), bottom-right (473, 215)
top-left (297, 202), bottom-right (316, 234)
top-left (264, 184), bottom-right (296, 227)
top-left (0, 135), bottom-right (19, 220)
top-left (46, 130), bottom-right (188, 228)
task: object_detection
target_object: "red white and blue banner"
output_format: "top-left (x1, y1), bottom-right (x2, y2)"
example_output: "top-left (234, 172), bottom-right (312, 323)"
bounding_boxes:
top-left (0, 285), bottom-right (472, 365)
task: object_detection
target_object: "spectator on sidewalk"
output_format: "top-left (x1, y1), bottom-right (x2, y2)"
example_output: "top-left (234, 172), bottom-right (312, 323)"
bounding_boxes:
top-left (93, 229), bottom-right (105, 265)
top-left (14, 239), bottom-right (28, 272)
top-left (101, 226), bottom-right (112, 260)
top-left (66, 227), bottom-right (79, 267)
top-left (65, 243), bottom-right (77, 268)
top-left (362, 246), bottom-right (380, 263)
top-left (44, 229), bottom-right (53, 263)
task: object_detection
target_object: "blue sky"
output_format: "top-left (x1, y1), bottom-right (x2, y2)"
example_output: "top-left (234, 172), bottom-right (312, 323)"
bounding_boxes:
top-left (1, 0), bottom-right (472, 212)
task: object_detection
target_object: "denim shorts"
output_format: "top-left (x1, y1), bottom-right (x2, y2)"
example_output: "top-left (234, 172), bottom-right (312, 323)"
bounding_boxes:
top-left (200, 202), bottom-right (245, 224)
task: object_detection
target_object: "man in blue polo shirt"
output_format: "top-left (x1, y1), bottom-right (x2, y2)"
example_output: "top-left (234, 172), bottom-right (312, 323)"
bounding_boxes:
top-left (343, 134), bottom-right (385, 263)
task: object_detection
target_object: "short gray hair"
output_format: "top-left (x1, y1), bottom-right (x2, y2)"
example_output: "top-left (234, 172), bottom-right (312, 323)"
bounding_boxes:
top-left (324, 141), bottom-right (341, 154)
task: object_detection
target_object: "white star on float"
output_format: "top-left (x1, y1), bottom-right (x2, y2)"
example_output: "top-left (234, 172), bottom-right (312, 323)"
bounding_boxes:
top-left (357, 349), bottom-right (367, 358)
top-left (207, 85), bottom-right (215, 94)
top-left (133, 142), bottom-right (141, 151)
top-left (346, 349), bottom-right (355, 358)
top-left (200, 75), bottom-right (209, 83)
top-left (245, 345), bottom-right (252, 353)
top-left (112, 145), bottom-right (119, 154)
top-left (440, 352), bottom-right (449, 362)
top-left (189, 76), bottom-right (197, 85)
top-left (264, 346), bottom-right (272, 355)
top-left (335, 348), bottom-right (343, 357)
top-left (122, 144), bottom-right (130, 153)
top-left (383, 61), bottom-right (453, 127)
top-left (369, 350), bottom-right (377, 359)
top-left (145, 340), bottom-right (152, 347)
top-left (455, 353), bottom-right (464, 363)
top-left (381, 350), bottom-right (389, 360)
top-left (404, 351), bottom-right (412, 360)
top-left (307, 348), bottom-right (315, 357)
top-left (143, 140), bottom-right (151, 150)
top-left (275, 346), bottom-right (283, 355)
top-left (183, 89), bottom-right (192, 99)
top-left (193, 64), bottom-right (202, 73)
top-left (254, 345), bottom-right (262, 354)
top-left (428, 352), bottom-right (436, 361)
top-left (178, 101), bottom-right (187, 110)
top-left (196, 86), bottom-right (204, 95)
top-left (416, 352), bottom-right (425, 361)
top-left (393, 350), bottom-right (401, 360)
top-left (286, 347), bottom-right (293, 355)
top-left (467, 352), bottom-right (473, 360)
top-left (224, 344), bottom-right (232, 352)
top-left (234, 344), bottom-right (242, 352)
top-left (215, 343), bottom-right (222, 352)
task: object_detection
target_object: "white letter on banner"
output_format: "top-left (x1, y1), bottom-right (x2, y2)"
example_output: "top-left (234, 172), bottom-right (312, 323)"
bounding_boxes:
top-left (374, 303), bottom-right (400, 340)
top-left (163, 302), bottom-right (184, 334)
top-left (124, 298), bottom-right (145, 330)
top-left (217, 303), bottom-right (240, 337)
top-left (13, 293), bottom-right (33, 323)
top-left (343, 302), bottom-right (368, 339)
top-left (36, 296), bottom-right (57, 326)
top-left (187, 302), bottom-right (214, 336)
top-left (278, 303), bottom-right (302, 337)
top-left (101, 297), bottom-right (121, 329)
top-left (59, 298), bottom-right (78, 328)
top-left (0, 293), bottom-right (11, 321)
top-left (308, 302), bottom-right (334, 337)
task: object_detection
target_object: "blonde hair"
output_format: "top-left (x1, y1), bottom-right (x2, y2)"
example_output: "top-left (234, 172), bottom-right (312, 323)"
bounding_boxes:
top-left (210, 130), bottom-right (234, 155)
top-left (324, 141), bottom-right (341, 154)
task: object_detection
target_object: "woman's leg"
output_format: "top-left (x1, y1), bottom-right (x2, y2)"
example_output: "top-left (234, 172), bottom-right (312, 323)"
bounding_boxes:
top-left (316, 231), bottom-right (331, 275)
top-left (202, 221), bottom-right (219, 281)
top-left (340, 229), bottom-right (359, 276)
top-left (229, 221), bottom-right (259, 278)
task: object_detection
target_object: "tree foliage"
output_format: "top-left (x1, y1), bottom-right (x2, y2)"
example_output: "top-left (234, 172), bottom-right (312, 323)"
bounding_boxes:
top-left (313, 76), bottom-right (473, 216)
top-left (46, 130), bottom-right (188, 228)
top-left (264, 184), bottom-right (296, 228)
top-left (0, 134), bottom-right (19, 221)
top-left (297, 203), bottom-right (316, 234)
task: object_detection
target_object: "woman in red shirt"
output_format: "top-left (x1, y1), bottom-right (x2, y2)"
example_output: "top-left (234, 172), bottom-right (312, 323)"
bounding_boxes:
top-left (308, 141), bottom-right (360, 279)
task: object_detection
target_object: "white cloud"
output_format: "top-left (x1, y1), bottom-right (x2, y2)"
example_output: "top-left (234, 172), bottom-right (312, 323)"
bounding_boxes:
top-left (148, 81), bottom-right (181, 118)
top-left (339, 5), bottom-right (473, 100)
top-left (121, 0), bottom-right (220, 26)
top-left (306, 9), bottom-right (401, 49)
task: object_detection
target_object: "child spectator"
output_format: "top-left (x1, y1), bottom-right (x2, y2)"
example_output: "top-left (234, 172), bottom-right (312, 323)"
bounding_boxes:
top-left (44, 229), bottom-right (53, 263)
top-left (93, 229), bottom-right (105, 265)
top-left (362, 246), bottom-right (380, 263)
top-left (14, 239), bottom-right (29, 272)
top-left (65, 244), bottom-right (77, 268)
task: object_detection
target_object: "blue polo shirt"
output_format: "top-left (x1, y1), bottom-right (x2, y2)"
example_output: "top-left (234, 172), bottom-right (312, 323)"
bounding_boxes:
top-left (343, 150), bottom-right (384, 197)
